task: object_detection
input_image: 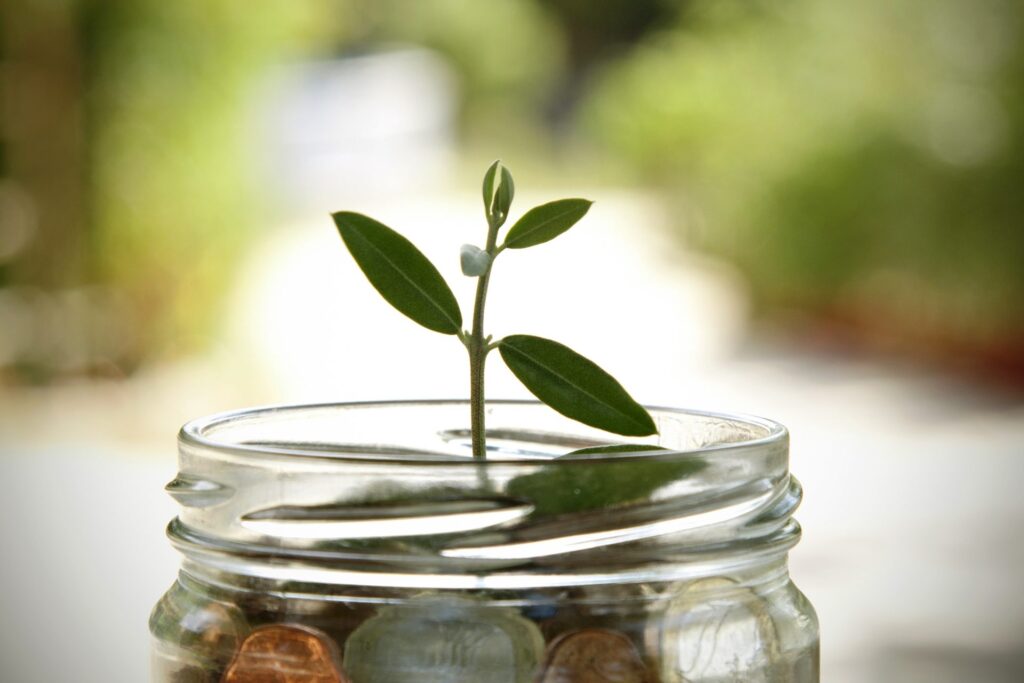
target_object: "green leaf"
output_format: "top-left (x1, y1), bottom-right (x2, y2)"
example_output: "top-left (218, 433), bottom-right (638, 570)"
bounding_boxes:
top-left (503, 199), bottom-right (592, 249)
top-left (482, 161), bottom-right (514, 227)
top-left (495, 166), bottom-right (515, 219)
top-left (482, 160), bottom-right (499, 217)
top-left (507, 447), bottom-right (706, 516)
top-left (332, 211), bottom-right (463, 335)
top-left (498, 334), bottom-right (656, 436)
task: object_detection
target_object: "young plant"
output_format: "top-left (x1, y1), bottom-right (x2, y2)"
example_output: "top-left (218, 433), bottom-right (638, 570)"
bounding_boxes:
top-left (332, 161), bottom-right (656, 459)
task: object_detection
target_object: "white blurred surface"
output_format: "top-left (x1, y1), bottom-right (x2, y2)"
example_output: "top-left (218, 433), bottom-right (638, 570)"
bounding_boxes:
top-left (259, 49), bottom-right (458, 208)
top-left (0, 449), bottom-right (176, 682)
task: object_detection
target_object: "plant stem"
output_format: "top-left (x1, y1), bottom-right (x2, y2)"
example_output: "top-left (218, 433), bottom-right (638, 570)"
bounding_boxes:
top-left (468, 216), bottom-right (502, 458)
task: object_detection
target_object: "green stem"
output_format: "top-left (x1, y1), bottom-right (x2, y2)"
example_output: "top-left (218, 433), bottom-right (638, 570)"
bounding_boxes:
top-left (469, 216), bottom-right (502, 458)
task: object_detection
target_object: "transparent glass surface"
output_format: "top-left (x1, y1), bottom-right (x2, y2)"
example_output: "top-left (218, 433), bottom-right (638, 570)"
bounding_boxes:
top-left (151, 401), bottom-right (819, 682)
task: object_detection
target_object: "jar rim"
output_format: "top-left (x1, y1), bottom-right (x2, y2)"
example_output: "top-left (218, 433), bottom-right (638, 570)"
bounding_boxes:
top-left (171, 400), bottom-right (799, 587)
top-left (178, 399), bottom-right (788, 466)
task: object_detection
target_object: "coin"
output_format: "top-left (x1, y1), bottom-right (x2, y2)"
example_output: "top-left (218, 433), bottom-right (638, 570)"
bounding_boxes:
top-left (221, 624), bottom-right (347, 683)
top-left (151, 589), bottom-right (249, 670)
top-left (645, 577), bottom-right (778, 681)
top-left (343, 596), bottom-right (544, 683)
top-left (539, 629), bottom-right (649, 683)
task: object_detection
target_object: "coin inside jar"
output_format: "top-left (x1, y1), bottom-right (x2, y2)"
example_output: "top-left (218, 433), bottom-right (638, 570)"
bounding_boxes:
top-left (539, 628), bottom-right (650, 683)
top-left (343, 596), bottom-right (544, 683)
top-left (221, 624), bottom-right (347, 683)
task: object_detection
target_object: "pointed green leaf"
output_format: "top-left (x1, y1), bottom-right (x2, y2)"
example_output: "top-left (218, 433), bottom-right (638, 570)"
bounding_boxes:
top-left (482, 160), bottom-right (499, 217)
top-left (495, 165), bottom-right (515, 219)
top-left (498, 334), bottom-right (656, 436)
top-left (503, 199), bottom-right (592, 249)
top-left (332, 211), bottom-right (462, 334)
top-left (482, 161), bottom-right (514, 227)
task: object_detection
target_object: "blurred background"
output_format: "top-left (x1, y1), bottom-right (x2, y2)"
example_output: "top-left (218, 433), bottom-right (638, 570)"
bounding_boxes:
top-left (1, 0), bottom-right (1022, 680)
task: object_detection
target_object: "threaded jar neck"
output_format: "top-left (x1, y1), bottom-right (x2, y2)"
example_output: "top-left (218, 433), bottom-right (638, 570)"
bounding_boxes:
top-left (167, 401), bottom-right (800, 591)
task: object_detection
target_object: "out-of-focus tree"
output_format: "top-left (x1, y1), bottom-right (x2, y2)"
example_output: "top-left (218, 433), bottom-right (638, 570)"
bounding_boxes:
top-left (349, 0), bottom-right (566, 143)
top-left (0, 0), bottom-right (335, 381)
top-left (0, 1), bottom-right (86, 292)
top-left (582, 0), bottom-right (1024, 379)
top-left (539, 0), bottom-right (685, 125)
top-left (83, 0), bottom-right (336, 368)
top-left (0, 0), bottom-right (575, 382)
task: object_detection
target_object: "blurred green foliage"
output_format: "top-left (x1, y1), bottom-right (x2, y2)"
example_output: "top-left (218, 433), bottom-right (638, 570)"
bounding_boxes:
top-left (4, 0), bottom-right (1021, 381)
top-left (352, 0), bottom-right (566, 142)
top-left (82, 0), bottom-right (332, 363)
top-left (582, 0), bottom-right (1024, 349)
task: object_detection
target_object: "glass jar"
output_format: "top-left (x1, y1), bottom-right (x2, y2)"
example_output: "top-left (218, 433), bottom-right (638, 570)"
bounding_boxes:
top-left (151, 401), bottom-right (818, 682)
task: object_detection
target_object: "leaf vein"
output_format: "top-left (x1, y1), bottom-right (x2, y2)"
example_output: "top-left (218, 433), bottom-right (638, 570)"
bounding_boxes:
top-left (504, 342), bottom-right (646, 430)
top-left (347, 225), bottom-right (459, 331)
top-left (509, 205), bottom-right (581, 246)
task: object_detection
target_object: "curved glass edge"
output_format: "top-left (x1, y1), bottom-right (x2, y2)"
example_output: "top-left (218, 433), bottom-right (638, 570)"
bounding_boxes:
top-left (177, 399), bottom-right (789, 466)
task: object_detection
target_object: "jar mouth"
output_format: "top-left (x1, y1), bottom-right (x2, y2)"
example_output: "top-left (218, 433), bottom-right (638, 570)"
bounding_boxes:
top-left (169, 401), bottom-right (797, 589)
top-left (179, 399), bottom-right (787, 466)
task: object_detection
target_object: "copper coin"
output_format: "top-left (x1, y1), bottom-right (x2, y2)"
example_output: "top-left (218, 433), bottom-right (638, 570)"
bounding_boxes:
top-left (222, 624), bottom-right (347, 683)
top-left (538, 629), bottom-right (649, 683)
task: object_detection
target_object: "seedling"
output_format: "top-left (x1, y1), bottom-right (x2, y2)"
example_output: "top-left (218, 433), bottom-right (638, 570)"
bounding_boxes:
top-left (332, 161), bottom-right (656, 459)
